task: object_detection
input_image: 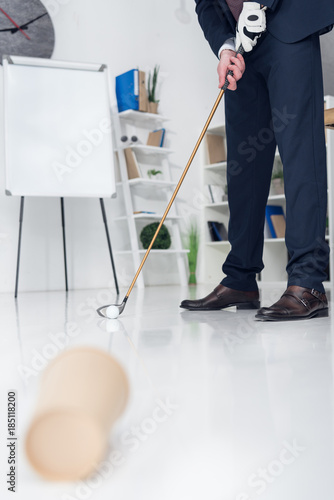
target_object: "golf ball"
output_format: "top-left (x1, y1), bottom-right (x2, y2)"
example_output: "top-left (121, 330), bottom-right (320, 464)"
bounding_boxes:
top-left (106, 305), bottom-right (119, 319)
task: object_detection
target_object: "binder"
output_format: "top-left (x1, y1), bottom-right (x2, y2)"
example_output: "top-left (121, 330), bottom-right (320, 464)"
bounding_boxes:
top-left (271, 214), bottom-right (286, 238)
top-left (265, 205), bottom-right (285, 238)
top-left (207, 221), bottom-right (228, 241)
top-left (146, 128), bottom-right (165, 147)
top-left (124, 148), bottom-right (141, 179)
top-left (115, 69), bottom-right (148, 113)
top-left (205, 134), bottom-right (226, 164)
top-left (138, 70), bottom-right (148, 112)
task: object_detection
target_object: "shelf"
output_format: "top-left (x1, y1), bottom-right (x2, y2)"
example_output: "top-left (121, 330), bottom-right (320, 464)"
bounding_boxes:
top-left (267, 194), bottom-right (286, 202)
top-left (127, 179), bottom-right (175, 189)
top-left (206, 238), bottom-right (287, 245)
top-left (201, 98), bottom-right (334, 286)
top-left (206, 241), bottom-right (230, 247)
top-left (206, 124), bottom-right (225, 135)
top-left (205, 197), bottom-right (285, 208)
top-left (265, 236), bottom-right (330, 243)
top-left (117, 178), bottom-right (176, 200)
top-left (264, 237), bottom-right (286, 243)
top-left (118, 109), bottom-right (170, 123)
top-left (204, 201), bottom-right (229, 209)
top-left (115, 249), bottom-right (189, 255)
top-left (114, 213), bottom-right (182, 221)
top-left (203, 154), bottom-right (280, 172)
top-left (203, 161), bottom-right (227, 171)
top-left (120, 145), bottom-right (174, 156)
top-left (113, 102), bottom-right (188, 287)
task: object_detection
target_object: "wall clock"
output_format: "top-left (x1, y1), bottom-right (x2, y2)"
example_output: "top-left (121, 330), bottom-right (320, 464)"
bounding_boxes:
top-left (0, 0), bottom-right (55, 61)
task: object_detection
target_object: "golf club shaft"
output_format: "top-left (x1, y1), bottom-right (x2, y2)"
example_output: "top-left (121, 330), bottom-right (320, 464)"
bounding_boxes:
top-left (123, 45), bottom-right (244, 301)
top-left (125, 89), bottom-right (225, 298)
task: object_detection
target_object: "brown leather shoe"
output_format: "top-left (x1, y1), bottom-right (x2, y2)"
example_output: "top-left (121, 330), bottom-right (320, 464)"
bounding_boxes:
top-left (255, 286), bottom-right (328, 321)
top-left (180, 285), bottom-right (260, 311)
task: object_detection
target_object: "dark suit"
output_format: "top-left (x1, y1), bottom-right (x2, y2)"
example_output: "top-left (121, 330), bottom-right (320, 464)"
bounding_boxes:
top-left (195, 0), bottom-right (334, 56)
top-left (195, 0), bottom-right (333, 293)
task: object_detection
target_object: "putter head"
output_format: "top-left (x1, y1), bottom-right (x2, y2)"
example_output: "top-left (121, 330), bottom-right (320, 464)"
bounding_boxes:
top-left (96, 299), bottom-right (127, 319)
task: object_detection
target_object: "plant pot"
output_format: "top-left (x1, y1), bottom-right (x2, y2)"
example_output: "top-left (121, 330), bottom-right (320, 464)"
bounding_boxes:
top-left (272, 178), bottom-right (284, 195)
top-left (148, 101), bottom-right (159, 114)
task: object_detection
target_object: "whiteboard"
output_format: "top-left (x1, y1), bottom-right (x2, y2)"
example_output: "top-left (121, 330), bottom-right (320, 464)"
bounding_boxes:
top-left (3, 56), bottom-right (116, 198)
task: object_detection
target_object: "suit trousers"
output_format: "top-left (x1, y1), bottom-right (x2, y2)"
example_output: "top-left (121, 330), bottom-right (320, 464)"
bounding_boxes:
top-left (220, 31), bottom-right (329, 293)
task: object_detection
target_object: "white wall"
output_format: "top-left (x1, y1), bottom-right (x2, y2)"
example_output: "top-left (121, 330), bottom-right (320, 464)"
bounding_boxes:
top-left (0, 0), bottom-right (222, 293)
top-left (321, 29), bottom-right (334, 96)
top-left (1, 2), bottom-right (332, 293)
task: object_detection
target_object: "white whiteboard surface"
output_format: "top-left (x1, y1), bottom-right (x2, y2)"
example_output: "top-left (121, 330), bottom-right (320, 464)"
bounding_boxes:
top-left (3, 56), bottom-right (116, 198)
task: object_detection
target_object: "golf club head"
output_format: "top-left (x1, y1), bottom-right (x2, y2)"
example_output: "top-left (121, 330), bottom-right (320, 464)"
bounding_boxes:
top-left (96, 299), bottom-right (127, 319)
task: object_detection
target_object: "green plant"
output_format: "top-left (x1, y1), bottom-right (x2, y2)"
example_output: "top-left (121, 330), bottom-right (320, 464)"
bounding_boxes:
top-left (140, 222), bottom-right (171, 249)
top-left (147, 65), bottom-right (160, 103)
top-left (183, 221), bottom-right (200, 285)
top-left (271, 169), bottom-right (284, 180)
top-left (147, 169), bottom-right (162, 179)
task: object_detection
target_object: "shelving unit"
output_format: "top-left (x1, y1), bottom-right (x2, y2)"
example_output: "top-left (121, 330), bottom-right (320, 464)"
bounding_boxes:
top-left (110, 109), bottom-right (188, 288)
top-left (201, 96), bottom-right (334, 286)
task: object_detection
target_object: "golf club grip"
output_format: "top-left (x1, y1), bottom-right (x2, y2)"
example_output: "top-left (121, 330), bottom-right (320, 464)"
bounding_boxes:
top-left (222, 45), bottom-right (245, 91)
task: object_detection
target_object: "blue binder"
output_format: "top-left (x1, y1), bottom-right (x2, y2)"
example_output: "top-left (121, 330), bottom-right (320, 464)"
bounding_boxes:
top-left (115, 69), bottom-right (139, 112)
top-left (265, 205), bottom-right (285, 238)
top-left (157, 128), bottom-right (165, 147)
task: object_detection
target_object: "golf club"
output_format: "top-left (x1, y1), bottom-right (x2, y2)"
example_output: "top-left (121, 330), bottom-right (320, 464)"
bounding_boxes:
top-left (97, 45), bottom-right (245, 319)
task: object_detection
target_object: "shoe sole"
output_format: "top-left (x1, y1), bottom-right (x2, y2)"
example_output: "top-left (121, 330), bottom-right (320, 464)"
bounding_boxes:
top-left (255, 308), bottom-right (329, 321)
top-left (180, 300), bottom-right (261, 311)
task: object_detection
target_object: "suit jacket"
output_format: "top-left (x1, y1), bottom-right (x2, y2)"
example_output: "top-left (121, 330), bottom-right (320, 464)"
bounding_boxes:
top-left (195, 0), bottom-right (334, 56)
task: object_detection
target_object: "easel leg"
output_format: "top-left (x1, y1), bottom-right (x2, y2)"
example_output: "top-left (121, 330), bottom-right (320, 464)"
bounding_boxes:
top-left (60, 198), bottom-right (68, 291)
top-left (14, 196), bottom-right (25, 298)
top-left (100, 198), bottom-right (119, 295)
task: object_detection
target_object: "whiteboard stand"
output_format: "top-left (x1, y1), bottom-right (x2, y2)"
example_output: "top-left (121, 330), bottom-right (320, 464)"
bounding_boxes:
top-left (14, 197), bottom-right (25, 298)
top-left (99, 198), bottom-right (119, 294)
top-left (3, 55), bottom-right (119, 296)
top-left (14, 196), bottom-right (119, 297)
top-left (60, 197), bottom-right (69, 292)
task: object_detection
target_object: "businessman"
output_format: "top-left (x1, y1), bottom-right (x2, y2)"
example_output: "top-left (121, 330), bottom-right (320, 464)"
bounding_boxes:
top-left (181, 0), bottom-right (334, 320)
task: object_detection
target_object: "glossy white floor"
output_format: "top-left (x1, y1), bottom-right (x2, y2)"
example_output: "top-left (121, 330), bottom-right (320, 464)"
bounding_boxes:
top-left (1, 282), bottom-right (334, 500)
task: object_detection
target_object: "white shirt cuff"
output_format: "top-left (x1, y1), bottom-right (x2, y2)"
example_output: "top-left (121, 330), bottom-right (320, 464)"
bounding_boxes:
top-left (218, 38), bottom-right (236, 58)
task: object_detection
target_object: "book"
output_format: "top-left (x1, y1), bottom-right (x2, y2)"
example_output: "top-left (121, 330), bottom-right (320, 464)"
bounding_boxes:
top-left (124, 148), bottom-right (141, 179)
top-left (207, 221), bottom-right (228, 242)
top-left (138, 70), bottom-right (148, 112)
top-left (271, 214), bottom-right (286, 238)
top-left (205, 133), bottom-right (226, 164)
top-left (146, 128), bottom-right (165, 147)
top-left (207, 184), bottom-right (225, 203)
top-left (115, 69), bottom-right (148, 113)
top-left (207, 185), bottom-right (214, 203)
top-left (265, 205), bottom-right (286, 238)
top-left (133, 211), bottom-right (156, 214)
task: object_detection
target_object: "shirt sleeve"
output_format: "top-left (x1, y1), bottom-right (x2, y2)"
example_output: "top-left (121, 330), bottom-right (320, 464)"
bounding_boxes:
top-left (218, 38), bottom-right (236, 59)
top-left (195, 0), bottom-right (235, 58)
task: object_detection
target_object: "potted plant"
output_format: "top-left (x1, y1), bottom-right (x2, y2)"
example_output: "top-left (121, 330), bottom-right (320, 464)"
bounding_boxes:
top-left (147, 65), bottom-right (160, 114)
top-left (147, 169), bottom-right (162, 179)
top-left (271, 169), bottom-right (284, 195)
top-left (183, 221), bottom-right (200, 285)
top-left (140, 222), bottom-right (171, 249)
